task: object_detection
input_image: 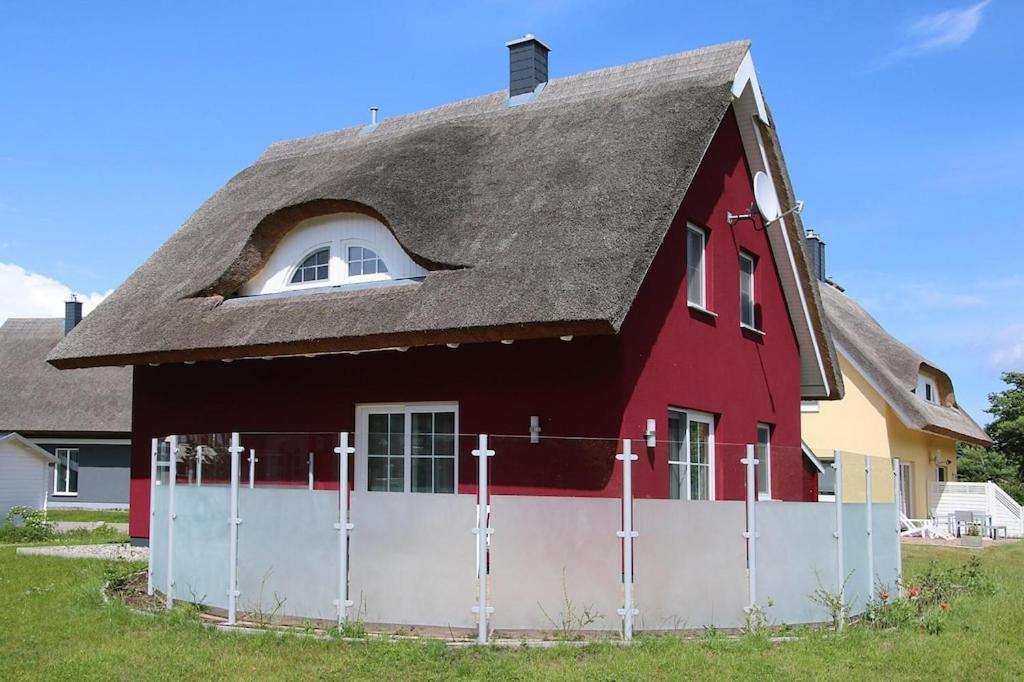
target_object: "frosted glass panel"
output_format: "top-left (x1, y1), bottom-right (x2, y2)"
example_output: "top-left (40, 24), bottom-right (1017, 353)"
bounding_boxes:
top-left (842, 502), bottom-right (871, 614)
top-left (150, 481), bottom-right (169, 597)
top-left (171, 485), bottom-right (230, 609)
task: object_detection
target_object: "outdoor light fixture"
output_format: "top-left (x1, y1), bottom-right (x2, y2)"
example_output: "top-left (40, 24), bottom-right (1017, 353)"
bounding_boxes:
top-left (645, 418), bottom-right (656, 447)
top-left (529, 416), bottom-right (541, 444)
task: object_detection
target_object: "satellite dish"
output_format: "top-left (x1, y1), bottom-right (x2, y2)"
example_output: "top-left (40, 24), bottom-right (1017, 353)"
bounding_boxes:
top-left (752, 171), bottom-right (781, 223)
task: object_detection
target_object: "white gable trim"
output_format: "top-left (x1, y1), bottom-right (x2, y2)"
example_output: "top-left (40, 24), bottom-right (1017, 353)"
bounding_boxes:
top-left (0, 432), bottom-right (57, 463)
top-left (801, 441), bottom-right (826, 474)
top-left (731, 50), bottom-right (832, 399)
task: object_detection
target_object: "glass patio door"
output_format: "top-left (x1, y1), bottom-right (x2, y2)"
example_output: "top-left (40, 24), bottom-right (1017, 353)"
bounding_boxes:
top-left (668, 410), bottom-right (716, 500)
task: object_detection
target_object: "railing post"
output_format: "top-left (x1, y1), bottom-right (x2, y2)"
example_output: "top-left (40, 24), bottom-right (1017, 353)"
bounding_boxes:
top-left (308, 452), bottom-right (315, 491)
top-left (166, 435), bottom-right (178, 609)
top-left (833, 450), bottom-right (844, 627)
top-left (248, 449), bottom-right (256, 489)
top-left (865, 456), bottom-right (874, 600)
top-left (742, 444), bottom-right (758, 610)
top-left (227, 433), bottom-right (243, 625)
top-left (616, 439), bottom-right (639, 641)
top-left (196, 446), bottom-right (203, 487)
top-left (147, 438), bottom-right (158, 596)
top-left (333, 433), bottom-right (355, 626)
top-left (471, 434), bottom-right (495, 645)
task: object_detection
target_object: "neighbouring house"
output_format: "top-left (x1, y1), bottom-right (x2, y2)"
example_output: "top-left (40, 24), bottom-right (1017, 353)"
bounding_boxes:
top-left (47, 39), bottom-right (881, 633)
top-left (0, 301), bottom-right (132, 516)
top-left (799, 232), bottom-right (1009, 530)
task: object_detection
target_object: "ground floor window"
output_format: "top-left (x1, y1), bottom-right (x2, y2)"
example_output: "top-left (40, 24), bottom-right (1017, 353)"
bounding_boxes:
top-left (668, 409), bottom-right (715, 500)
top-left (937, 465), bottom-right (947, 483)
top-left (358, 403), bottom-right (457, 494)
top-left (54, 448), bottom-right (79, 495)
top-left (756, 424), bottom-right (772, 500)
top-left (818, 457), bottom-right (836, 500)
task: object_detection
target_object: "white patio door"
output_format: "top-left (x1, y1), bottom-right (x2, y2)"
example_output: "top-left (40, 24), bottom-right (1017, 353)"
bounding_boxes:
top-left (356, 403), bottom-right (458, 494)
top-left (668, 409), bottom-right (716, 501)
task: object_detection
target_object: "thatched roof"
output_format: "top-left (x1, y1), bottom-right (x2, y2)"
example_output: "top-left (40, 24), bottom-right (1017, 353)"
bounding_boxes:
top-left (821, 285), bottom-right (990, 445)
top-left (46, 39), bottom-right (839, 399)
top-left (0, 318), bottom-right (131, 435)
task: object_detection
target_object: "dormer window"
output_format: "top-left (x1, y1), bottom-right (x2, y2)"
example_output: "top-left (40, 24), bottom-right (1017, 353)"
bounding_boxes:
top-left (917, 374), bottom-right (939, 404)
top-left (290, 248), bottom-right (330, 284)
top-left (348, 246), bottom-right (388, 277)
top-left (238, 213), bottom-right (427, 297)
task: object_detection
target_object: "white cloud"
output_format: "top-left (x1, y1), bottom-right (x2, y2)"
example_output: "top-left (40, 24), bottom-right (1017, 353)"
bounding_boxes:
top-left (0, 262), bottom-right (111, 325)
top-left (881, 0), bottom-right (991, 66)
top-left (989, 323), bottom-right (1024, 370)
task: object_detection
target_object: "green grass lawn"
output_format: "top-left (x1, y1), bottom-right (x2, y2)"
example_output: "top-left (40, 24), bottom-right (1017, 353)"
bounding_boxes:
top-left (44, 509), bottom-right (129, 524)
top-left (1, 542), bottom-right (1022, 680)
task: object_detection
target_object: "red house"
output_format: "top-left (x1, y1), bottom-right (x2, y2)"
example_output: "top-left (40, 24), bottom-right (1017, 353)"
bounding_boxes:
top-left (50, 38), bottom-right (842, 547)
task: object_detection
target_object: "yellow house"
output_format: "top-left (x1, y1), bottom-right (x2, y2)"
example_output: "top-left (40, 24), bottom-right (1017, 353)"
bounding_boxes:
top-left (801, 266), bottom-right (990, 520)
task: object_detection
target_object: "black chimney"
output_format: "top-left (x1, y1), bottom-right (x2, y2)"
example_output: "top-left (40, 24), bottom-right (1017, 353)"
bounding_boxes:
top-left (804, 230), bottom-right (826, 282)
top-left (64, 298), bottom-right (83, 336)
top-left (506, 34), bottom-right (550, 97)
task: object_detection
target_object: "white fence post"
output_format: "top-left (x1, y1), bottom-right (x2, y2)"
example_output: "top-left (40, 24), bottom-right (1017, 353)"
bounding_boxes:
top-left (227, 433), bottom-right (243, 625)
top-left (166, 435), bottom-right (178, 608)
top-left (742, 444), bottom-right (758, 610)
top-left (308, 452), bottom-right (315, 491)
top-left (248, 449), bottom-right (256, 489)
top-left (833, 450), bottom-right (844, 626)
top-left (196, 446), bottom-right (203, 487)
top-left (147, 438), bottom-right (158, 596)
top-left (616, 439), bottom-right (639, 641)
top-left (471, 434), bottom-right (495, 644)
top-left (892, 458), bottom-right (903, 588)
top-left (865, 456), bottom-right (874, 600)
top-left (334, 433), bottom-right (355, 626)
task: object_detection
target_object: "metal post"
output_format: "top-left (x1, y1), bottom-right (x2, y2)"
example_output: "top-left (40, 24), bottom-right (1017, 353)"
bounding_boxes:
top-left (893, 458), bottom-right (903, 589)
top-left (833, 450), bottom-right (844, 627)
top-left (248, 449), bottom-right (256, 489)
top-left (147, 438), bottom-right (157, 596)
top-left (334, 433), bottom-right (355, 626)
top-left (616, 439), bottom-right (639, 641)
top-left (227, 433), bottom-right (242, 625)
top-left (471, 434), bottom-right (495, 644)
top-left (196, 445), bottom-right (203, 487)
top-left (742, 444), bottom-right (758, 609)
top-left (865, 456), bottom-right (874, 600)
top-left (308, 452), bottom-right (315, 491)
top-left (166, 435), bottom-right (178, 608)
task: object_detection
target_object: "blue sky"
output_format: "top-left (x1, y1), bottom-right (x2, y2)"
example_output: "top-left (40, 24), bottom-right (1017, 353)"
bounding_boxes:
top-left (1, 1), bottom-right (1020, 424)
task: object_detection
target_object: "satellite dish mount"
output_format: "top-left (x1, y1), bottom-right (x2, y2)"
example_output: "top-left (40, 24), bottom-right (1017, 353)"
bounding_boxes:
top-left (727, 171), bottom-right (804, 230)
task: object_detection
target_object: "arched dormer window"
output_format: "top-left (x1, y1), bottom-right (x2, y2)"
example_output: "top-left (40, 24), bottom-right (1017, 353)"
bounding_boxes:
top-left (290, 248), bottom-right (330, 284)
top-left (238, 212), bottom-right (426, 297)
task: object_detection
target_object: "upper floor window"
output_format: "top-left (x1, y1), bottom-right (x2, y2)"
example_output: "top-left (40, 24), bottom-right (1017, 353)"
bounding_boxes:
top-left (917, 374), bottom-right (939, 404)
top-left (238, 213), bottom-right (427, 297)
top-left (739, 252), bottom-right (756, 329)
top-left (348, 246), bottom-right (388, 277)
top-left (290, 248), bottom-right (329, 284)
top-left (686, 224), bottom-right (707, 308)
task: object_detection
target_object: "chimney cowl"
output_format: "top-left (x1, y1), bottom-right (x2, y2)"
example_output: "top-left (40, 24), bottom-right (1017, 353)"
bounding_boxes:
top-left (506, 34), bottom-right (550, 98)
top-left (64, 298), bottom-right (83, 336)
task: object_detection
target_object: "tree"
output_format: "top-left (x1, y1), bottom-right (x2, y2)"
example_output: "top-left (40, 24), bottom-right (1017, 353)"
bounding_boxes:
top-left (985, 372), bottom-right (1024, 479)
top-left (956, 443), bottom-right (1015, 482)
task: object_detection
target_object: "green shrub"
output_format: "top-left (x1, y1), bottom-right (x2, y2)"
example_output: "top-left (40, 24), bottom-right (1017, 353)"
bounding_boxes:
top-left (0, 506), bottom-right (54, 543)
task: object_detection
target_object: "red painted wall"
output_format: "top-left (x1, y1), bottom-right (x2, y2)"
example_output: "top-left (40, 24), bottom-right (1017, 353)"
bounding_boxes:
top-left (615, 109), bottom-right (804, 502)
top-left (127, 107), bottom-right (808, 539)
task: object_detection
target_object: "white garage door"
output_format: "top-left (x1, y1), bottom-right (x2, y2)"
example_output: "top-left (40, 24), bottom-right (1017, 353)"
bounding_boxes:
top-left (0, 439), bottom-right (49, 519)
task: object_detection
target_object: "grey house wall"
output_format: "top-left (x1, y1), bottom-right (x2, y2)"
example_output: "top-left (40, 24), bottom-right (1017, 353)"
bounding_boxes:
top-left (38, 442), bottom-right (130, 508)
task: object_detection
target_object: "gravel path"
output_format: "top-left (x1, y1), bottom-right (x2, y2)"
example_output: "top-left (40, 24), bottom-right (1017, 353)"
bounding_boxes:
top-left (16, 543), bottom-right (148, 561)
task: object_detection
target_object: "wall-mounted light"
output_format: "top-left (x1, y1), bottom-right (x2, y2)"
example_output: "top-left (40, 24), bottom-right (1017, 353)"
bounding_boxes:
top-left (530, 416), bottom-right (541, 444)
top-left (645, 418), bottom-right (656, 447)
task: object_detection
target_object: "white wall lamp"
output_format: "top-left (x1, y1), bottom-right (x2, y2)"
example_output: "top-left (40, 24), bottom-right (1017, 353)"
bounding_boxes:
top-left (529, 416), bottom-right (541, 444)
top-left (645, 418), bottom-right (656, 448)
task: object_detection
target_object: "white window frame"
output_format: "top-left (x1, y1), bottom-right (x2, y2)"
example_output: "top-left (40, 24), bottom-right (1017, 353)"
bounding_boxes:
top-left (686, 224), bottom-right (708, 310)
top-left (800, 400), bottom-right (820, 413)
top-left (53, 447), bottom-right (79, 496)
top-left (739, 251), bottom-right (757, 331)
top-left (342, 239), bottom-right (391, 285)
top-left (355, 402), bottom-right (459, 494)
top-left (756, 423), bottom-right (772, 500)
top-left (286, 243), bottom-right (333, 290)
top-left (917, 375), bottom-right (939, 405)
top-left (668, 408), bottom-right (716, 501)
